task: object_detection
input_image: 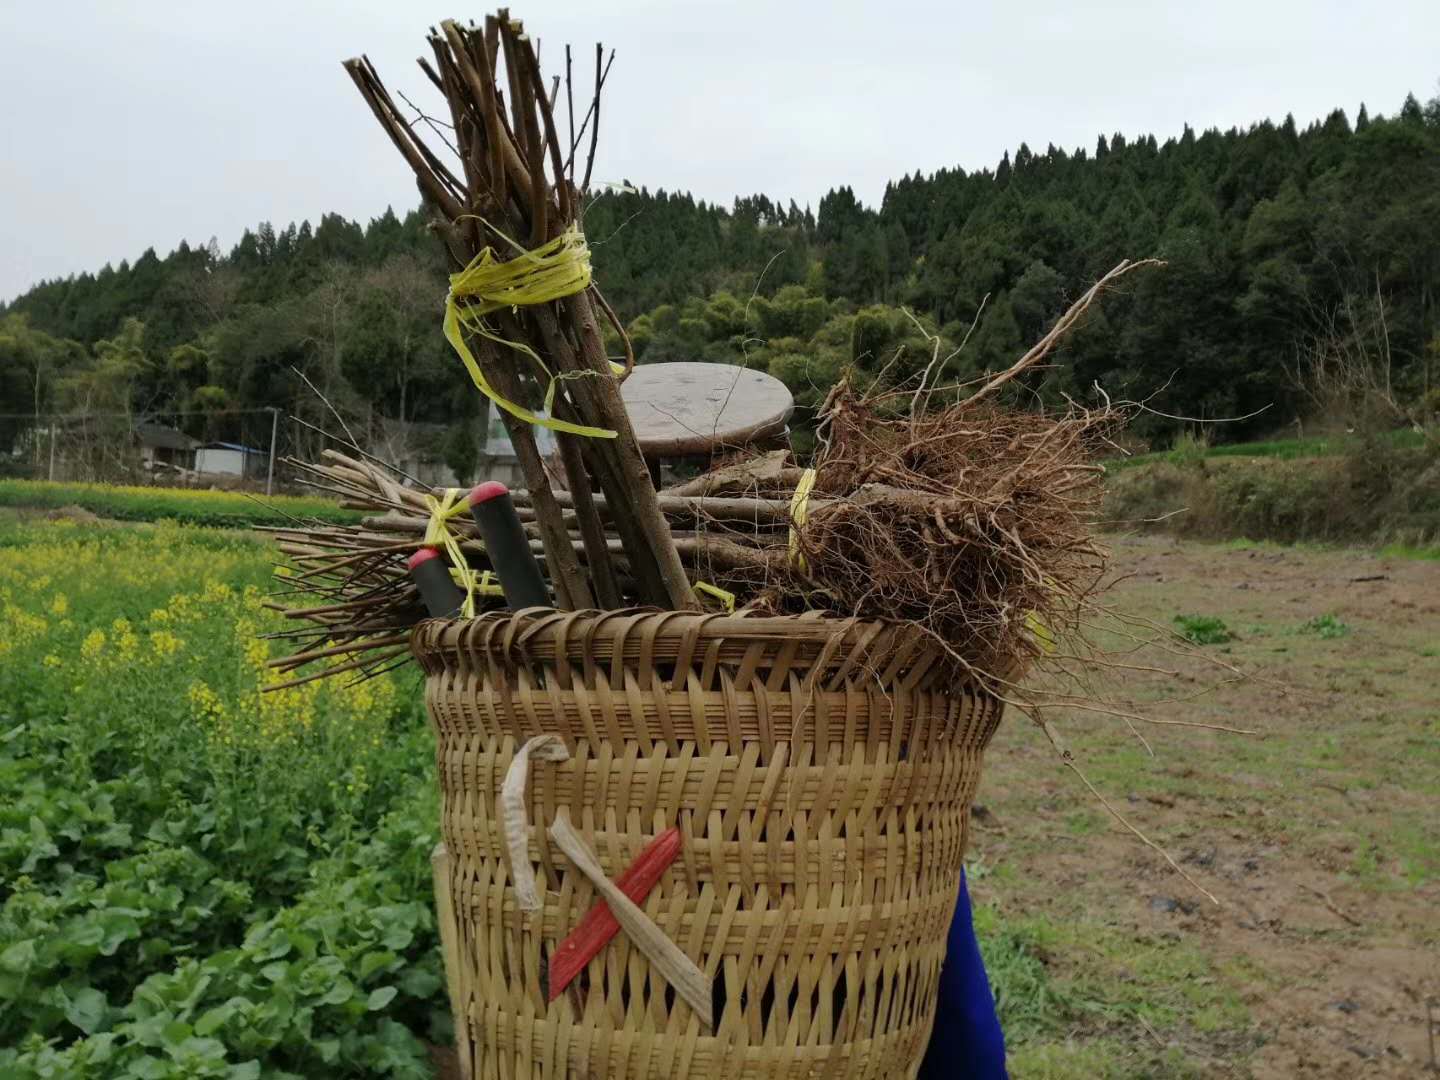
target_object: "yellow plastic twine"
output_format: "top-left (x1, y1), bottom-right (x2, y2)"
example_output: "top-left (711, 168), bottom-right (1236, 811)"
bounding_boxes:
top-left (787, 467), bottom-right (818, 571)
top-left (443, 222), bottom-right (622, 439)
top-left (1025, 610), bottom-right (1056, 654)
top-left (1024, 573), bottom-right (1058, 654)
top-left (422, 489), bottom-right (502, 618)
top-left (692, 581), bottom-right (736, 612)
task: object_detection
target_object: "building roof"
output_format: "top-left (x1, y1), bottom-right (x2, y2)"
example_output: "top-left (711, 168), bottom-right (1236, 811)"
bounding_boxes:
top-left (199, 441), bottom-right (265, 454)
top-left (135, 421), bottom-right (198, 451)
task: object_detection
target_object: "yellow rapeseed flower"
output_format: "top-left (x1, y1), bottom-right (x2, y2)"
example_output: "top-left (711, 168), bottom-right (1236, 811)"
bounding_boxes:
top-left (43, 654), bottom-right (62, 669)
top-left (150, 630), bottom-right (183, 659)
top-left (243, 637), bottom-right (270, 671)
top-left (80, 629), bottom-right (106, 661)
top-left (201, 581), bottom-right (233, 604)
top-left (110, 619), bottom-right (139, 661)
top-left (166, 594), bottom-right (198, 622)
top-left (3, 604), bottom-right (48, 642)
top-left (50, 594), bottom-right (69, 616)
top-left (186, 680), bottom-right (226, 721)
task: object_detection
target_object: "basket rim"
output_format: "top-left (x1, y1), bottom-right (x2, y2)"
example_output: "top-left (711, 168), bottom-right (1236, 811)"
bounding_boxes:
top-left (412, 608), bottom-right (926, 651)
top-left (408, 607), bottom-right (978, 692)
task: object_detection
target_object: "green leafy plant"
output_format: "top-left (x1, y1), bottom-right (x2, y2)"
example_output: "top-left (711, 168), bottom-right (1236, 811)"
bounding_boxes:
top-left (1173, 614), bottom-right (1235, 646)
top-left (0, 518), bottom-right (440, 1076)
top-left (1298, 613), bottom-right (1351, 639)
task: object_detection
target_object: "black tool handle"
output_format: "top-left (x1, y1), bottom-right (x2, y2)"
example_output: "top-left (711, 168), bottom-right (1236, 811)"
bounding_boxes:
top-left (407, 547), bottom-right (466, 618)
top-left (469, 481), bottom-right (551, 610)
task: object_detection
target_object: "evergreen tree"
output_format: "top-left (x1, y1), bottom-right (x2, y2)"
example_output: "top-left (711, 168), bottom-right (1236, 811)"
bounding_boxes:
top-left (4, 88), bottom-right (1438, 452)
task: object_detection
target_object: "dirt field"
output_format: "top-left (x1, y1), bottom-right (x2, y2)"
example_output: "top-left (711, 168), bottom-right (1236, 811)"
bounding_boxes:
top-left (975, 535), bottom-right (1440, 1077)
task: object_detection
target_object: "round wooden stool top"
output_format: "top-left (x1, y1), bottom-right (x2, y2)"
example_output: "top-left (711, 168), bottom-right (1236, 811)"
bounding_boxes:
top-left (620, 362), bottom-right (794, 458)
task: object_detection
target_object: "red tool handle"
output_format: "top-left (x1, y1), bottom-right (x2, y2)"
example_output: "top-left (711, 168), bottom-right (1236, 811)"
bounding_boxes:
top-left (546, 826), bottom-right (683, 1002)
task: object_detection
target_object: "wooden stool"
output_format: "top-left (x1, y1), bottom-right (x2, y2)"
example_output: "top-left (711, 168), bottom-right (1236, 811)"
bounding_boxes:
top-left (620, 362), bottom-right (793, 485)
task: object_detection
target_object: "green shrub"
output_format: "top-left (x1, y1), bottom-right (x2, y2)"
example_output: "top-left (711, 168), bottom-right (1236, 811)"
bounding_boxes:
top-left (1169, 429), bottom-right (1211, 468)
top-left (1103, 442), bottom-right (1440, 546)
top-left (1173, 614), bottom-right (1234, 646)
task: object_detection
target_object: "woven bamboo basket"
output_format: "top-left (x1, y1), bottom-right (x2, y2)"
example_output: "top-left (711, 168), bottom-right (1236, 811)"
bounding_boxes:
top-left (412, 609), bottom-right (1006, 1080)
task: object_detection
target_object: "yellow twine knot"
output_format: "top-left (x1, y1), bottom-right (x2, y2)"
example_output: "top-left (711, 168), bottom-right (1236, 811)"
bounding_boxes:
top-left (442, 222), bottom-right (623, 439)
top-left (422, 489), bottom-right (502, 618)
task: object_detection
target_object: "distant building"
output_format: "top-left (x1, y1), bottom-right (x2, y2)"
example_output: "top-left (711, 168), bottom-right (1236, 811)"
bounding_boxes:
top-left (196, 441), bottom-right (267, 479)
top-left (479, 410), bottom-right (554, 488)
top-left (135, 422), bottom-right (198, 472)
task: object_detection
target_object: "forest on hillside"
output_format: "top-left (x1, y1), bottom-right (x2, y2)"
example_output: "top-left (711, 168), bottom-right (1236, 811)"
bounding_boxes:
top-left (3, 91), bottom-right (1438, 475)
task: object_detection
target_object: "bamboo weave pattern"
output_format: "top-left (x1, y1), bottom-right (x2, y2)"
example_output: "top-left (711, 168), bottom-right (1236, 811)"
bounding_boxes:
top-left (413, 610), bottom-right (1005, 1079)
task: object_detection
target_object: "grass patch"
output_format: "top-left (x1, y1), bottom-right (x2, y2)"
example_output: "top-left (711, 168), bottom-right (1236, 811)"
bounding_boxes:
top-left (972, 902), bottom-right (1253, 1075)
top-left (1065, 809), bottom-right (1105, 836)
top-left (1173, 614), bottom-right (1234, 646)
top-left (1390, 821), bottom-right (1440, 887)
top-left (1006, 1040), bottom-right (1203, 1080)
top-left (1218, 535), bottom-right (1439, 562)
top-left (1106, 428), bottom-right (1425, 472)
top-left (1379, 542), bottom-right (1440, 561)
top-left (973, 907), bottom-right (1078, 1043)
top-left (0, 478), bottom-right (360, 529)
top-left (1297, 613), bottom-right (1351, 639)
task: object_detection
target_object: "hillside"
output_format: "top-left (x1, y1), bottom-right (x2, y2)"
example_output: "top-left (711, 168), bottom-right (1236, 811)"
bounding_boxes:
top-left (3, 92), bottom-right (1438, 463)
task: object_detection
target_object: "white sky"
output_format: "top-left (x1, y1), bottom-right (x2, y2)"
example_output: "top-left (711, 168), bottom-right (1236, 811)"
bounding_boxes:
top-left (2, 0), bottom-right (1437, 302)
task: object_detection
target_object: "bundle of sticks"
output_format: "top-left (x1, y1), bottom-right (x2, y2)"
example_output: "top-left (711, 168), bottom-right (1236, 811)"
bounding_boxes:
top-left (260, 447), bottom-right (804, 693)
top-left (344, 12), bottom-right (695, 613)
top-left (261, 251), bottom-right (1152, 690)
top-left (262, 394), bottom-right (1117, 688)
top-left (258, 10), bottom-right (1165, 692)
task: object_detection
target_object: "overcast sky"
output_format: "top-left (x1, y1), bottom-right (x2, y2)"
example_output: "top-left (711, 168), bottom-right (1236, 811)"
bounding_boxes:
top-left (2, 1), bottom-right (1437, 303)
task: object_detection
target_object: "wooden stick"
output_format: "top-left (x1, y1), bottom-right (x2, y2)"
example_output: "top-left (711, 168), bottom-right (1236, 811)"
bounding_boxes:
top-left (344, 16), bottom-right (697, 612)
top-left (487, 354), bottom-right (592, 609)
top-left (564, 43), bottom-right (575, 185)
top-left (536, 300), bottom-right (698, 608)
top-left (581, 42), bottom-right (604, 191)
top-left (521, 35), bottom-right (571, 220)
top-left (342, 60), bottom-right (464, 221)
top-left (497, 22), bottom-right (548, 245)
top-left (552, 427), bottom-right (623, 607)
top-left (262, 646), bottom-right (410, 692)
top-left (267, 634), bottom-right (410, 672)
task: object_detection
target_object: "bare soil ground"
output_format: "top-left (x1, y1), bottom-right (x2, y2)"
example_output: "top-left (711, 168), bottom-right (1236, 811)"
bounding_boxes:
top-left (975, 535), bottom-right (1440, 1077)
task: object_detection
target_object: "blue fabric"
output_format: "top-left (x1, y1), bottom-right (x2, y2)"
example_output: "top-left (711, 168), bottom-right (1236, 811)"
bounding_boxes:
top-left (918, 869), bottom-right (1007, 1079)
